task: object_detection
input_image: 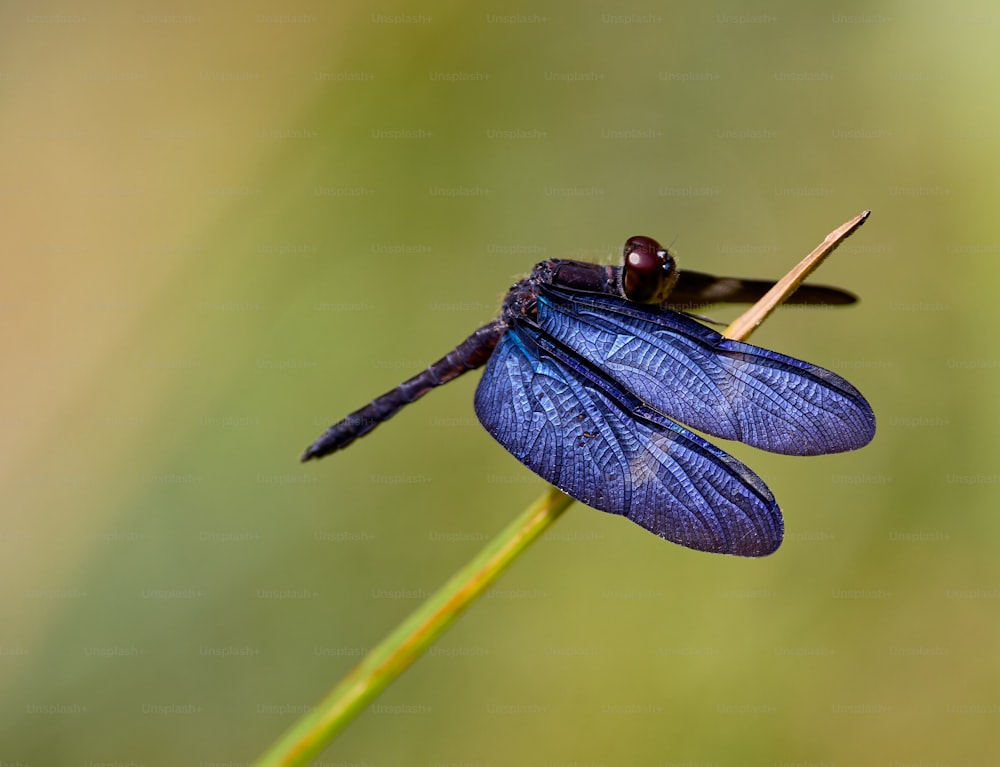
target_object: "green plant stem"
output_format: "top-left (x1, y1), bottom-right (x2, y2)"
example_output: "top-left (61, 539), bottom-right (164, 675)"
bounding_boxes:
top-left (254, 487), bottom-right (574, 767)
top-left (255, 211), bottom-right (871, 767)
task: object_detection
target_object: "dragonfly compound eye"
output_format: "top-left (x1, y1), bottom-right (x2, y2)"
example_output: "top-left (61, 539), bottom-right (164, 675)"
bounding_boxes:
top-left (622, 235), bottom-right (678, 304)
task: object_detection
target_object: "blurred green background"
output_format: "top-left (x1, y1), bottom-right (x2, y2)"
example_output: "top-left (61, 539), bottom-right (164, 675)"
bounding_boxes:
top-left (2, 1), bottom-right (998, 764)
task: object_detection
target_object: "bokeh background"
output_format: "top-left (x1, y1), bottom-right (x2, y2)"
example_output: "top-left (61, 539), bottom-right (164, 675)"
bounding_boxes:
top-left (2, 1), bottom-right (997, 764)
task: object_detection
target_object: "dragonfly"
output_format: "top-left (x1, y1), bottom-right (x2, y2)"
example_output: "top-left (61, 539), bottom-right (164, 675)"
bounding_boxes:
top-left (302, 236), bottom-right (875, 556)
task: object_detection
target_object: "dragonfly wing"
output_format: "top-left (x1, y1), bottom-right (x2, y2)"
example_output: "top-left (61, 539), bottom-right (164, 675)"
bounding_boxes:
top-left (669, 270), bottom-right (857, 309)
top-left (474, 324), bottom-right (783, 556)
top-left (538, 286), bottom-right (875, 456)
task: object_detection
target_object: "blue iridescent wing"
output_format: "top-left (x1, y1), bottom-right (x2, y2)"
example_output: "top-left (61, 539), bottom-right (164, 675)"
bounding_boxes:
top-left (473, 322), bottom-right (783, 556)
top-left (537, 286), bottom-right (875, 456)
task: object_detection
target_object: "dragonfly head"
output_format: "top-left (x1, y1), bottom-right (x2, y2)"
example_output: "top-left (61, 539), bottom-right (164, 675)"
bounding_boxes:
top-left (622, 236), bottom-right (678, 304)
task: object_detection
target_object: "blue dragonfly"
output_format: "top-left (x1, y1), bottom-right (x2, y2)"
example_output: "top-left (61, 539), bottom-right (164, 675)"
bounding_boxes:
top-left (302, 236), bottom-right (875, 556)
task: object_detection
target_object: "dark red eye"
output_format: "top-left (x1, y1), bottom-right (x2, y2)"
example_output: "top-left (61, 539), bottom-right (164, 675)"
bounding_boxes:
top-left (622, 235), bottom-right (678, 304)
